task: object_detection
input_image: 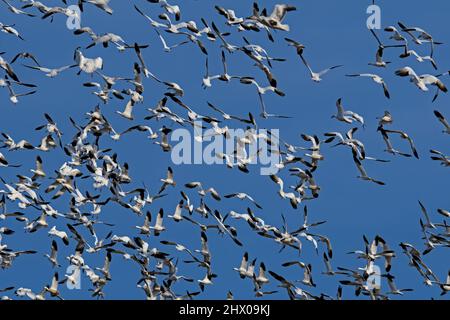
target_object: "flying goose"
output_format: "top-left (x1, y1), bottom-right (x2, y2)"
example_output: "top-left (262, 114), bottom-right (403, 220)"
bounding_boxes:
top-left (282, 261), bottom-right (316, 287)
top-left (206, 102), bottom-right (255, 124)
top-left (420, 74), bottom-right (448, 101)
top-left (116, 99), bottom-right (135, 120)
top-left (44, 272), bottom-right (63, 300)
top-left (299, 53), bottom-right (342, 82)
top-left (0, 76), bottom-right (35, 90)
top-left (24, 212), bottom-right (48, 232)
top-left (285, 37), bottom-right (305, 56)
top-left (377, 110), bottom-right (393, 128)
top-left (0, 133), bottom-right (34, 151)
top-left (322, 253), bottom-right (335, 275)
top-left (154, 126), bottom-right (172, 152)
top-left (119, 125), bottom-right (157, 140)
top-left (384, 26), bottom-right (407, 43)
top-left (134, 5), bottom-right (168, 29)
top-left (378, 127), bottom-right (412, 158)
top-left (239, 77), bottom-right (285, 96)
top-left (418, 200), bottom-right (436, 230)
top-left (6, 84), bottom-right (36, 104)
top-left (154, 28), bottom-right (188, 52)
top-left (395, 66), bottom-right (428, 91)
top-left (242, 36), bottom-right (286, 67)
top-left (254, 262), bottom-right (270, 287)
top-left (267, 270), bottom-right (299, 299)
top-left (0, 152), bottom-right (18, 169)
top-left (80, 0), bottom-right (113, 15)
top-left (324, 129), bottom-right (366, 160)
top-left (14, 287), bottom-right (41, 300)
top-left (74, 26), bottom-right (126, 51)
top-left (374, 236), bottom-right (395, 272)
top-left (202, 57), bottom-right (220, 89)
top-left (44, 240), bottom-right (60, 267)
top-left (215, 5), bottom-right (244, 25)
top-left (233, 252), bottom-right (249, 279)
top-left (20, 0), bottom-right (51, 14)
top-left (149, 208), bottom-right (165, 236)
top-left (35, 113), bottom-right (63, 147)
top-left (74, 48), bottom-right (103, 74)
top-left (168, 200), bottom-right (184, 222)
top-left (301, 133), bottom-right (324, 167)
top-left (185, 182), bottom-right (221, 201)
top-left (159, 240), bottom-right (199, 263)
top-left (399, 46), bottom-right (437, 70)
top-left (382, 129), bottom-right (419, 159)
top-left (48, 226), bottom-right (69, 245)
top-left (383, 273), bottom-right (413, 295)
top-left (430, 149), bottom-right (450, 167)
top-left (433, 110), bottom-right (450, 134)
top-left (11, 52), bottom-right (40, 66)
top-left (2, 0), bottom-right (35, 17)
top-left (0, 55), bottom-right (19, 82)
top-left (198, 272), bottom-right (216, 292)
top-left (0, 286), bottom-right (14, 295)
top-left (437, 208), bottom-right (450, 218)
top-left (1, 181), bottom-right (33, 208)
top-left (217, 50), bottom-right (243, 83)
top-left (245, 258), bottom-right (257, 279)
top-left (398, 22), bottom-right (442, 46)
top-left (224, 193), bottom-right (262, 209)
top-left (256, 89), bottom-right (291, 119)
top-left (0, 22), bottom-right (24, 40)
top-left (148, 0), bottom-right (181, 21)
top-left (41, 5), bottom-right (81, 20)
top-left (433, 271), bottom-right (450, 295)
top-left (351, 150), bottom-right (385, 185)
top-left (159, 167), bottom-right (176, 194)
top-left (210, 210), bottom-right (243, 246)
top-left (269, 174), bottom-right (301, 209)
top-left (346, 73), bottom-right (390, 99)
top-left (254, 4), bottom-right (296, 31)
top-left (95, 251), bottom-right (112, 280)
top-left (332, 98), bottom-right (364, 126)
top-left (211, 22), bottom-right (239, 53)
top-left (368, 29), bottom-right (403, 67)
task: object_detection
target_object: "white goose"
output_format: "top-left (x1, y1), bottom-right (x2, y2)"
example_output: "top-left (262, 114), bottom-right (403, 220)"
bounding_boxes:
top-left (433, 110), bottom-right (450, 134)
top-left (331, 98), bottom-right (364, 126)
top-left (75, 48), bottom-right (103, 74)
top-left (346, 73), bottom-right (390, 99)
top-left (299, 54), bottom-right (342, 82)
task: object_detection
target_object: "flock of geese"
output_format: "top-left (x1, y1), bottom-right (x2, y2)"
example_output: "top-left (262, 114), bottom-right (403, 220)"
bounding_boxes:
top-left (0, 0), bottom-right (449, 300)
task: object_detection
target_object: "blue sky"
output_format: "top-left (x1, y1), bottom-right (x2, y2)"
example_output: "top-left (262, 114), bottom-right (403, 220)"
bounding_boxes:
top-left (0, 0), bottom-right (449, 299)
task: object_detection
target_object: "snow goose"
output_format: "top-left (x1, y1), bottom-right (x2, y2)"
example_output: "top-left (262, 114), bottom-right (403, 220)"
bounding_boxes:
top-left (74, 48), bottom-right (103, 74)
top-left (48, 226), bottom-right (69, 245)
top-left (256, 4), bottom-right (296, 31)
top-left (331, 98), bottom-right (364, 126)
top-left (299, 53), bottom-right (342, 82)
top-left (44, 272), bottom-right (63, 299)
top-left (383, 128), bottom-right (419, 159)
top-left (351, 149), bottom-right (385, 185)
top-left (430, 149), bottom-right (450, 167)
top-left (383, 273), bottom-right (413, 295)
top-left (433, 110), bottom-right (450, 134)
top-left (2, 0), bottom-right (35, 17)
top-left (44, 240), bottom-right (60, 267)
top-left (346, 73), bottom-right (390, 99)
top-left (81, 0), bottom-right (113, 15)
top-left (149, 208), bottom-right (166, 236)
top-left (224, 192), bottom-right (262, 209)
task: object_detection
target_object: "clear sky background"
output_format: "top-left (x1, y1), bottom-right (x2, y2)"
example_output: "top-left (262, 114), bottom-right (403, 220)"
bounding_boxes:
top-left (0, 0), bottom-right (449, 300)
